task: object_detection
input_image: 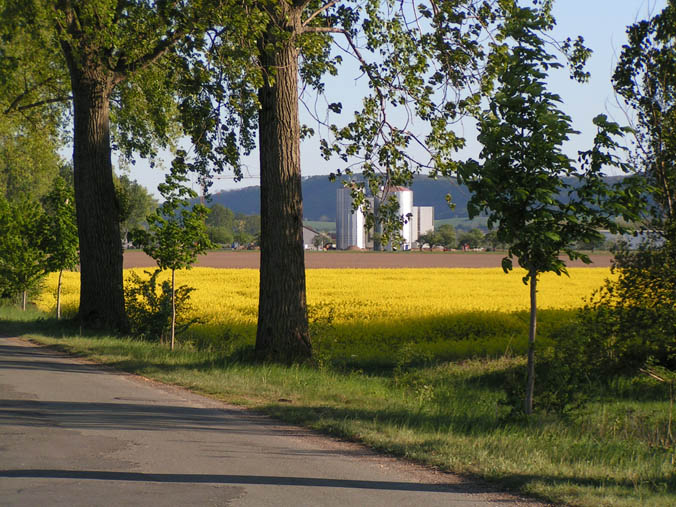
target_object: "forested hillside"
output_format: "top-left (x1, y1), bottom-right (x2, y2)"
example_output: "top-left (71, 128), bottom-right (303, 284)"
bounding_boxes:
top-left (207, 174), bottom-right (623, 222)
top-left (208, 175), bottom-right (469, 221)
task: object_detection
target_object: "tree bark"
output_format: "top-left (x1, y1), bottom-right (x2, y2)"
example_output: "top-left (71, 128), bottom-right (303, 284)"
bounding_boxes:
top-left (67, 62), bottom-right (127, 332)
top-left (255, 9), bottom-right (312, 363)
top-left (524, 271), bottom-right (537, 415)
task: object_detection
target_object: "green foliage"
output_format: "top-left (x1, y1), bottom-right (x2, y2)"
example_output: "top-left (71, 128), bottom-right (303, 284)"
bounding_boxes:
top-left (418, 224), bottom-right (456, 249)
top-left (0, 195), bottom-right (48, 304)
top-left (613, 1), bottom-right (676, 225)
top-left (460, 5), bottom-right (632, 282)
top-left (0, 1), bottom-right (69, 191)
top-left (456, 4), bottom-right (639, 415)
top-left (578, 239), bottom-right (676, 374)
top-left (131, 160), bottom-right (213, 348)
top-left (312, 231), bottom-right (331, 249)
top-left (501, 326), bottom-right (594, 416)
top-left (457, 228), bottom-right (484, 249)
top-left (114, 175), bottom-right (158, 244)
top-left (124, 269), bottom-right (198, 343)
top-left (208, 226), bottom-right (234, 246)
top-left (204, 204), bottom-right (260, 246)
top-left (40, 176), bottom-right (79, 274)
top-left (133, 161), bottom-right (212, 272)
top-left (483, 230), bottom-right (506, 250)
top-left (206, 203), bottom-right (234, 229)
top-left (0, 125), bottom-right (63, 202)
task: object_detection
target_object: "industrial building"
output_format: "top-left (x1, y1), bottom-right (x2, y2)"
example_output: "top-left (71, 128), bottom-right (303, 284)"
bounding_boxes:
top-left (336, 187), bottom-right (366, 249)
top-left (336, 186), bottom-right (434, 250)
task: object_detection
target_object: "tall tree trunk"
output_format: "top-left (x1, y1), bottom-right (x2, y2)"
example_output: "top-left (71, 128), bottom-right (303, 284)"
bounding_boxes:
top-left (22, 290), bottom-right (26, 311)
top-left (68, 67), bottom-right (127, 332)
top-left (524, 270), bottom-right (538, 415)
top-left (255, 11), bottom-right (312, 363)
top-left (56, 269), bottom-right (63, 319)
top-left (171, 268), bottom-right (176, 351)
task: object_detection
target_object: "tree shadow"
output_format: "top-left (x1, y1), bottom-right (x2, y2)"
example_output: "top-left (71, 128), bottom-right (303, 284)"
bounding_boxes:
top-left (1, 468), bottom-right (672, 497)
top-left (0, 316), bottom-right (105, 340)
top-left (0, 468), bottom-right (497, 495)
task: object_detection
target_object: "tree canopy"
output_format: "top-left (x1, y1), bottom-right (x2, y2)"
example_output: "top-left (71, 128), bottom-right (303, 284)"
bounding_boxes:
top-left (0, 0), bottom-right (231, 331)
top-left (613, 0), bottom-right (676, 227)
top-left (115, 174), bottom-right (159, 244)
top-left (459, 3), bottom-right (637, 414)
top-left (175, 0), bottom-right (521, 361)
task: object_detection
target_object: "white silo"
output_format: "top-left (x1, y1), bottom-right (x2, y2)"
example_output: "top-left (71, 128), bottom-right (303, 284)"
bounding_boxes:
top-left (393, 187), bottom-right (414, 248)
top-left (336, 187), bottom-right (365, 249)
top-left (376, 186), bottom-right (414, 250)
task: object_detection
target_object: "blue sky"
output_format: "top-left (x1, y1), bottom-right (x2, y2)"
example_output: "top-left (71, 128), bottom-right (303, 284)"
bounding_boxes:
top-left (124, 0), bottom-right (668, 198)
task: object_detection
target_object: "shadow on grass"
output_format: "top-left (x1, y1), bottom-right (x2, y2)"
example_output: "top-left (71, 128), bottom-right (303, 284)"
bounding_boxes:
top-left (495, 472), bottom-right (676, 497)
top-left (4, 320), bottom-right (674, 503)
top-left (1, 315), bottom-right (91, 340)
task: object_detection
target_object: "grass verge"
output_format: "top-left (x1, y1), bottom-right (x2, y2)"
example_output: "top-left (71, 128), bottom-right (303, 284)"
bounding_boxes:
top-left (2, 308), bottom-right (674, 506)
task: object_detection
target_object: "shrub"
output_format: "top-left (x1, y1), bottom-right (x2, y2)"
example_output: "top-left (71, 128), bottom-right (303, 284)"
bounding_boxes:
top-left (577, 239), bottom-right (676, 375)
top-left (501, 334), bottom-right (593, 417)
top-left (124, 269), bottom-right (198, 343)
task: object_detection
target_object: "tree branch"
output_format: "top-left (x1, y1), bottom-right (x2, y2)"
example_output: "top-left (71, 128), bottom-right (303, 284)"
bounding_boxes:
top-left (4, 77), bottom-right (60, 114)
top-left (302, 0), bottom-right (340, 27)
top-left (112, 29), bottom-right (186, 84)
top-left (302, 26), bottom-right (343, 34)
top-left (6, 96), bottom-right (72, 114)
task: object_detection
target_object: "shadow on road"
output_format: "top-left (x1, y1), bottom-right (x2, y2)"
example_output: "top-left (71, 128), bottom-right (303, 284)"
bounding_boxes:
top-left (0, 469), bottom-right (463, 493)
top-left (0, 343), bottom-right (111, 374)
top-left (0, 398), bottom-right (293, 434)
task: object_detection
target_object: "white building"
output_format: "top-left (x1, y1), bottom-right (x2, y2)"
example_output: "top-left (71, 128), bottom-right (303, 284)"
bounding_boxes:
top-left (302, 225), bottom-right (320, 250)
top-left (336, 185), bottom-right (434, 250)
top-left (336, 188), bottom-right (366, 249)
top-left (388, 186), bottom-right (414, 248)
top-left (412, 206), bottom-right (435, 242)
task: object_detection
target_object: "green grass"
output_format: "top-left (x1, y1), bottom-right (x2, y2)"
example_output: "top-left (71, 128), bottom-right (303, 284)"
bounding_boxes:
top-left (434, 217), bottom-right (489, 230)
top-left (2, 309), bottom-right (675, 506)
top-left (304, 220), bottom-right (336, 232)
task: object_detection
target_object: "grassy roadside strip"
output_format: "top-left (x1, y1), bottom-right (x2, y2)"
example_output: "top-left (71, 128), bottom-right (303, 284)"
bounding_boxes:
top-left (3, 311), bottom-right (674, 506)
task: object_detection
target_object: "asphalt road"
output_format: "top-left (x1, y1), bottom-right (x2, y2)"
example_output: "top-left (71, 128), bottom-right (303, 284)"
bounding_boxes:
top-left (0, 337), bottom-right (540, 506)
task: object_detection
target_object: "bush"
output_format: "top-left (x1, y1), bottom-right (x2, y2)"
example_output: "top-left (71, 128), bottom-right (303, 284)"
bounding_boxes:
top-left (577, 238), bottom-right (676, 375)
top-left (502, 330), bottom-right (593, 416)
top-left (207, 226), bottom-right (234, 245)
top-left (124, 269), bottom-right (198, 343)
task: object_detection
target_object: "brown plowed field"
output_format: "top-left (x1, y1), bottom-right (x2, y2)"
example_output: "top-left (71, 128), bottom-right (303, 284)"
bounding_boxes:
top-left (124, 250), bottom-right (613, 269)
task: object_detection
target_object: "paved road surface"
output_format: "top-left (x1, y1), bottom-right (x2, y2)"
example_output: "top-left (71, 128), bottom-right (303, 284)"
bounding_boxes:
top-left (0, 337), bottom-right (540, 506)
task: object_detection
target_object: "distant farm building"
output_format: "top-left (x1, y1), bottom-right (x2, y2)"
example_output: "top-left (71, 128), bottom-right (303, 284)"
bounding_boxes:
top-left (336, 187), bottom-right (434, 251)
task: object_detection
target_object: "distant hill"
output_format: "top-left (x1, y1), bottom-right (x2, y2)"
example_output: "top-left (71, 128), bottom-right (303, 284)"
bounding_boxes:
top-left (206, 174), bottom-right (625, 222)
top-left (207, 174), bottom-right (470, 221)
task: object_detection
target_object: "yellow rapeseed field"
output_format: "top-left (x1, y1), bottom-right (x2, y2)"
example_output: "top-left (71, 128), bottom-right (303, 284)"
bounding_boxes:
top-left (36, 266), bottom-right (612, 330)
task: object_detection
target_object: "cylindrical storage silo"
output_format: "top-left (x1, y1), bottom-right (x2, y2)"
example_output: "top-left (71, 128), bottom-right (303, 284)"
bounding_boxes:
top-left (336, 188), bottom-right (365, 250)
top-left (392, 187), bottom-right (413, 249)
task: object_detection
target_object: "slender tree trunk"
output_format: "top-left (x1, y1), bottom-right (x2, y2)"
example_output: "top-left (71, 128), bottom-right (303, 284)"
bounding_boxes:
top-left (524, 270), bottom-right (538, 415)
top-left (255, 10), bottom-right (311, 363)
top-left (22, 290), bottom-right (26, 311)
top-left (66, 65), bottom-right (127, 332)
top-left (56, 269), bottom-right (63, 319)
top-left (171, 268), bottom-right (176, 351)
